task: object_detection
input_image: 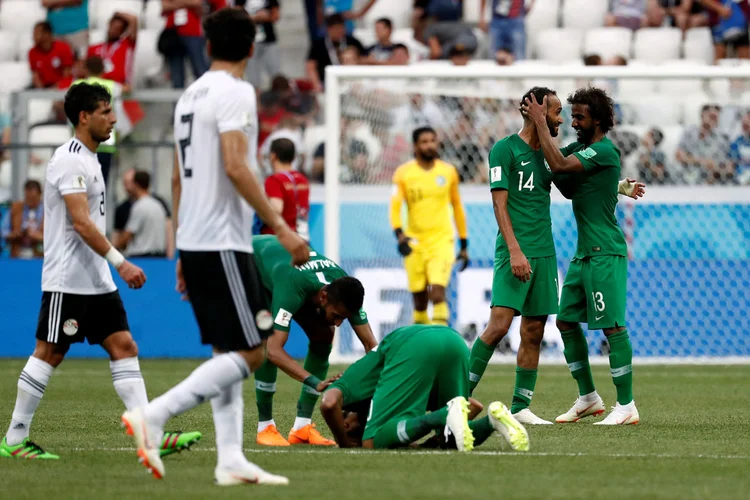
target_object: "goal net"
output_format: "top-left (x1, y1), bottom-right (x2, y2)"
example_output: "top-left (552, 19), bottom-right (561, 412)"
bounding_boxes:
top-left (322, 64), bottom-right (750, 364)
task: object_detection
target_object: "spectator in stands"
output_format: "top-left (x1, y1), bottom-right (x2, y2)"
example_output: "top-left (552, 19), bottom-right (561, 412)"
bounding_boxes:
top-left (306, 14), bottom-right (365, 91)
top-left (5, 180), bottom-right (44, 259)
top-left (269, 75), bottom-right (318, 123)
top-left (605, 0), bottom-right (648, 30)
top-left (341, 138), bottom-right (371, 183)
top-left (424, 21), bottom-right (478, 60)
top-left (414, 0), bottom-right (464, 43)
top-left (340, 46), bottom-right (361, 65)
top-left (646, 0), bottom-right (693, 30)
top-left (583, 54), bottom-right (603, 66)
top-left (366, 18), bottom-right (396, 63)
top-left (676, 104), bottom-right (733, 184)
top-left (441, 113), bottom-right (485, 183)
top-left (390, 43), bottom-right (411, 65)
top-left (311, 143), bottom-right (325, 183)
top-left (87, 12), bottom-right (138, 89)
top-left (448, 44), bottom-right (472, 66)
top-left (235, 0), bottom-right (281, 89)
top-left (258, 91), bottom-right (288, 152)
top-left (29, 21), bottom-right (74, 89)
top-left (638, 127), bottom-right (672, 185)
top-left (114, 168), bottom-right (174, 258)
top-left (254, 138), bottom-right (311, 241)
top-left (113, 171), bottom-right (169, 258)
top-left (729, 109), bottom-right (750, 183)
top-left (701, 0), bottom-right (750, 60)
top-left (260, 116), bottom-right (306, 171)
top-left (479, 0), bottom-right (531, 62)
top-left (320, 0), bottom-right (379, 36)
top-left (161, 0), bottom-right (226, 89)
top-left (392, 94), bottom-right (445, 137)
top-left (43, 0), bottom-right (89, 58)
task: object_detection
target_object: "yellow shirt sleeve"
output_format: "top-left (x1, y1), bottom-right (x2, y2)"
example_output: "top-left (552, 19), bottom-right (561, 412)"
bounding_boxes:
top-left (390, 166), bottom-right (406, 231)
top-left (450, 167), bottom-right (468, 239)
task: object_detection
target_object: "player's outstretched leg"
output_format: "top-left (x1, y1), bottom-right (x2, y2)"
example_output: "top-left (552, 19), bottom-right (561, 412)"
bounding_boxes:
top-left (556, 322), bottom-right (605, 423)
top-left (289, 342), bottom-right (335, 446)
top-left (594, 328), bottom-right (639, 425)
top-left (254, 360), bottom-right (289, 446)
top-left (511, 317), bottom-right (552, 425)
top-left (488, 401), bottom-right (530, 451)
top-left (429, 286), bottom-right (449, 326)
top-left (468, 307), bottom-right (514, 394)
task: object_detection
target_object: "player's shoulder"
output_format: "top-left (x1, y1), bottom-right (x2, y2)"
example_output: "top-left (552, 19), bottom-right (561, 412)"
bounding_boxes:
top-left (210, 72), bottom-right (256, 102)
top-left (435, 159), bottom-right (459, 177)
top-left (490, 134), bottom-right (517, 153)
top-left (49, 139), bottom-right (87, 167)
top-left (393, 160), bottom-right (418, 176)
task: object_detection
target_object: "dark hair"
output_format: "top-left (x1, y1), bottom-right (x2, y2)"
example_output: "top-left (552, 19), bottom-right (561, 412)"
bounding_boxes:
top-left (325, 13), bottom-right (345, 26)
top-left (326, 277), bottom-right (365, 315)
top-left (520, 86), bottom-right (557, 117)
top-left (393, 43), bottom-right (409, 53)
top-left (203, 7), bottom-right (256, 62)
top-left (35, 21), bottom-right (53, 33)
top-left (133, 170), bottom-right (151, 191)
top-left (85, 55), bottom-right (105, 76)
top-left (375, 18), bottom-right (392, 30)
top-left (64, 83), bottom-right (112, 126)
top-left (583, 54), bottom-right (602, 66)
top-left (270, 138), bottom-right (296, 163)
top-left (271, 75), bottom-right (291, 92)
top-left (649, 127), bottom-right (664, 147)
top-left (110, 14), bottom-right (128, 26)
top-left (412, 126), bottom-right (436, 144)
top-left (701, 104), bottom-right (720, 114)
top-left (24, 179), bottom-right (42, 193)
top-left (567, 87), bottom-right (615, 134)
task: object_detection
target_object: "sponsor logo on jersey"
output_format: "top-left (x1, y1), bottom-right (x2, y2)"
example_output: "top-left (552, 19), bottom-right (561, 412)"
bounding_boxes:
top-left (62, 319), bottom-right (79, 336)
top-left (544, 159), bottom-right (551, 172)
top-left (359, 309), bottom-right (367, 320)
top-left (490, 167), bottom-right (502, 183)
top-left (275, 308), bottom-right (292, 328)
top-left (435, 175), bottom-right (446, 186)
top-left (521, 161), bottom-right (531, 166)
top-left (579, 147), bottom-right (597, 159)
top-left (256, 309), bottom-right (273, 330)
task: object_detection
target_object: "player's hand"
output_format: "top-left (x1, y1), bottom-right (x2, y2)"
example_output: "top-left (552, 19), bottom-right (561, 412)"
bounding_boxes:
top-left (456, 249), bottom-right (470, 272)
top-left (521, 94), bottom-right (547, 129)
top-left (619, 178), bottom-right (646, 200)
top-left (175, 258), bottom-right (189, 301)
top-left (316, 373), bottom-right (343, 393)
top-left (277, 226), bottom-right (309, 266)
top-left (118, 261), bottom-right (146, 289)
top-left (510, 250), bottom-right (532, 283)
top-left (397, 235), bottom-right (413, 257)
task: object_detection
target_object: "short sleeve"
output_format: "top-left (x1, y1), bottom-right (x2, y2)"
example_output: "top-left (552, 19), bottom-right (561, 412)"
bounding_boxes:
top-left (265, 176), bottom-right (284, 199)
top-left (488, 140), bottom-right (511, 190)
top-left (153, 194), bottom-right (171, 217)
top-left (125, 203), bottom-right (144, 234)
top-left (271, 273), bottom-right (307, 332)
top-left (573, 141), bottom-right (619, 172)
top-left (348, 308), bottom-right (368, 326)
top-left (60, 43), bottom-right (74, 67)
top-left (216, 85), bottom-right (257, 134)
top-left (50, 154), bottom-right (88, 196)
top-left (560, 143), bottom-right (578, 157)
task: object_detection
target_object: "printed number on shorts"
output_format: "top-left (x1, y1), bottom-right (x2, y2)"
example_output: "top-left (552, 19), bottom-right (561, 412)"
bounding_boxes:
top-left (518, 171), bottom-right (534, 191)
top-left (592, 291), bottom-right (606, 312)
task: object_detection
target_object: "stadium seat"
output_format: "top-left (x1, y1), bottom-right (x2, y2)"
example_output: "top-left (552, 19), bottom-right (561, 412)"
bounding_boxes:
top-left (618, 78), bottom-right (657, 100)
top-left (633, 28), bottom-right (682, 62)
top-left (27, 99), bottom-right (54, 127)
top-left (391, 28), bottom-right (429, 63)
top-left (132, 29), bottom-right (163, 89)
top-left (0, 62), bottom-right (32, 94)
top-left (683, 27), bottom-right (713, 65)
top-left (89, 29), bottom-right (107, 47)
top-left (353, 29), bottom-right (376, 49)
top-left (144, 0), bottom-right (166, 30)
top-left (535, 29), bottom-right (584, 61)
top-left (462, 0), bottom-right (491, 24)
top-left (17, 33), bottom-right (34, 62)
top-left (361, 0), bottom-right (412, 31)
top-left (526, 0), bottom-right (561, 58)
top-left (95, 0), bottom-right (142, 30)
top-left (583, 27), bottom-right (632, 60)
top-left (562, 0), bottom-right (607, 30)
top-left (0, 0), bottom-right (46, 33)
top-left (659, 124), bottom-right (684, 167)
top-left (682, 92), bottom-right (712, 126)
top-left (28, 125), bottom-right (73, 181)
top-left (0, 32), bottom-right (19, 62)
top-left (629, 96), bottom-right (682, 125)
top-left (656, 61), bottom-right (706, 95)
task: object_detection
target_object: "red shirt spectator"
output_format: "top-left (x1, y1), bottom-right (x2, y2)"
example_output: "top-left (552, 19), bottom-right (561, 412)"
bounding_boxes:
top-left (87, 11), bottom-right (139, 86)
top-left (163, 0), bottom-right (227, 37)
top-left (258, 90), bottom-right (288, 151)
top-left (29, 21), bottom-right (74, 88)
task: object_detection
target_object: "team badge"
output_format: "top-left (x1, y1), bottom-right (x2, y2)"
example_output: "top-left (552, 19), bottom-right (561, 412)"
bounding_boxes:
top-left (491, 167), bottom-right (502, 182)
top-left (78, 176), bottom-right (85, 188)
top-left (436, 175), bottom-right (446, 186)
top-left (256, 310), bottom-right (273, 330)
top-left (62, 319), bottom-right (79, 336)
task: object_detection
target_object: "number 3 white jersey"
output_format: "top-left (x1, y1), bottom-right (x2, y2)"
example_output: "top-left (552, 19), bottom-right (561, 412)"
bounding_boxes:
top-left (173, 70), bottom-right (259, 253)
top-left (42, 138), bottom-right (116, 295)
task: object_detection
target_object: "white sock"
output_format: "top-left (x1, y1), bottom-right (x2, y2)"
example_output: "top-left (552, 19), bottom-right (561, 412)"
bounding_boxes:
top-left (6, 357), bottom-right (54, 446)
top-left (258, 420), bottom-right (275, 433)
top-left (581, 390), bottom-right (600, 403)
top-left (110, 357), bottom-right (148, 411)
top-left (293, 417), bottom-right (312, 431)
top-left (144, 352), bottom-right (250, 431)
top-left (211, 380), bottom-right (246, 469)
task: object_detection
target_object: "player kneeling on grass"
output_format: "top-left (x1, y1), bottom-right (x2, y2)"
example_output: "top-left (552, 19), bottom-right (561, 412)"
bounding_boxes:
top-left (252, 235), bottom-right (378, 446)
top-left (320, 324), bottom-right (529, 452)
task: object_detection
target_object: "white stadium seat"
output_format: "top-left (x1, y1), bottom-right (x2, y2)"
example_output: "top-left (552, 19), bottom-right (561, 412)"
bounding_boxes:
top-left (27, 99), bottom-right (54, 127)
top-left (89, 30), bottom-right (107, 47)
top-left (95, 0), bottom-right (142, 31)
top-left (361, 0), bottom-right (412, 31)
top-left (144, 0), bottom-right (166, 30)
top-left (618, 78), bottom-right (656, 99)
top-left (133, 29), bottom-right (163, 89)
top-left (584, 27), bottom-right (632, 60)
top-left (633, 28), bottom-right (682, 62)
top-left (629, 96), bottom-right (683, 126)
top-left (391, 28), bottom-right (429, 63)
top-left (0, 32), bottom-right (19, 62)
top-left (0, 0), bottom-right (46, 33)
top-left (18, 33), bottom-right (35, 62)
top-left (684, 27), bottom-right (714, 65)
top-left (353, 29), bottom-right (376, 49)
top-left (28, 125), bottom-right (73, 181)
top-left (526, 0), bottom-right (561, 58)
top-left (562, 0), bottom-right (607, 30)
top-left (0, 62), bottom-right (32, 94)
top-left (536, 29), bottom-right (584, 61)
top-left (656, 61), bottom-right (706, 95)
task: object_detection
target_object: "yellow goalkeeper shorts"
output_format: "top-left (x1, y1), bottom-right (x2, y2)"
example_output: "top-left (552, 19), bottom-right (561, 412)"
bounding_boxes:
top-left (403, 239), bottom-right (455, 293)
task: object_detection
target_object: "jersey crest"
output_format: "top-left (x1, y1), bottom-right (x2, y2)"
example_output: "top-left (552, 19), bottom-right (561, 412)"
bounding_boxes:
top-left (435, 175), bottom-right (446, 186)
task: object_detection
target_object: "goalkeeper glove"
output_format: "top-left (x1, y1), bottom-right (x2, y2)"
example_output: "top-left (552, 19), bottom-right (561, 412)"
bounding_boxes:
top-left (456, 239), bottom-right (470, 272)
top-left (395, 229), bottom-right (412, 257)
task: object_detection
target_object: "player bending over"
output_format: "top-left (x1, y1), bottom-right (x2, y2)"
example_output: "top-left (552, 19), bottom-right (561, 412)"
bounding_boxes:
top-left (390, 127), bottom-right (470, 326)
top-left (320, 325), bottom-right (529, 451)
top-left (252, 235), bottom-right (377, 447)
top-left (0, 83), bottom-right (200, 461)
top-left (523, 87), bottom-right (644, 425)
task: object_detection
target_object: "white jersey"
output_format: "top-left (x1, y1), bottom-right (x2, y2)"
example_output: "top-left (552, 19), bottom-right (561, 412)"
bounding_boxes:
top-left (174, 70), bottom-right (258, 253)
top-left (42, 138), bottom-right (116, 295)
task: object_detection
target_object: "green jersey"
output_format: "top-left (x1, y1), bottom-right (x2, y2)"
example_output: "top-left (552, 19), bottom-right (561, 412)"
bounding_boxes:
top-left (70, 76), bottom-right (121, 153)
top-left (561, 137), bottom-right (627, 259)
top-left (252, 235), bottom-right (368, 332)
top-left (488, 134), bottom-right (556, 258)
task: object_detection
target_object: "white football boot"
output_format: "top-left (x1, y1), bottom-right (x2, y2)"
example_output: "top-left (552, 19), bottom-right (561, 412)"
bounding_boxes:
top-left (215, 461), bottom-right (290, 486)
top-left (512, 408), bottom-right (553, 425)
top-left (445, 396), bottom-right (474, 452)
top-left (488, 402), bottom-right (530, 451)
top-left (593, 401), bottom-right (639, 425)
top-left (121, 408), bottom-right (165, 480)
top-left (555, 393), bottom-right (606, 423)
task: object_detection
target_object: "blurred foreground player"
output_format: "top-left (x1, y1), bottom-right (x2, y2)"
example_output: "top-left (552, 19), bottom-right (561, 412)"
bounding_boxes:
top-left (1, 83), bottom-right (200, 461)
top-left (121, 8), bottom-right (308, 485)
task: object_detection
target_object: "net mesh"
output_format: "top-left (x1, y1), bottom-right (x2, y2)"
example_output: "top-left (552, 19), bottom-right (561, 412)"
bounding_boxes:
top-left (327, 73), bottom-right (750, 361)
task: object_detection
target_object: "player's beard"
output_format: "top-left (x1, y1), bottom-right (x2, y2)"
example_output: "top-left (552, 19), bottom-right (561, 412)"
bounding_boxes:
top-left (417, 149), bottom-right (437, 161)
top-left (576, 126), bottom-right (595, 144)
top-left (92, 129), bottom-right (111, 144)
top-left (547, 117), bottom-right (559, 137)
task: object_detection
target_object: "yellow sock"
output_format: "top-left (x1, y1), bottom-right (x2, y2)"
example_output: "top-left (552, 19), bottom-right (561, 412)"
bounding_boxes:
top-left (414, 310), bottom-right (430, 324)
top-left (432, 302), bottom-right (449, 325)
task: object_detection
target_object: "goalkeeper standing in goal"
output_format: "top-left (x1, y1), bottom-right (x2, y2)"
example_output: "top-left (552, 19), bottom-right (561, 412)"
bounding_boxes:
top-left (523, 87), bottom-right (644, 425)
top-left (390, 127), bottom-right (470, 326)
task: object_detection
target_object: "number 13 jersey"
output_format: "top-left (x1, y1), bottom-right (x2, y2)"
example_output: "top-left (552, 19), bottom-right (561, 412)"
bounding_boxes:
top-left (174, 70), bottom-right (258, 253)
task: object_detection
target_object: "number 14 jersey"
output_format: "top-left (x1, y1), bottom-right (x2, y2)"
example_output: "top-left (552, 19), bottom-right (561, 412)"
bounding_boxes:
top-left (174, 70), bottom-right (258, 253)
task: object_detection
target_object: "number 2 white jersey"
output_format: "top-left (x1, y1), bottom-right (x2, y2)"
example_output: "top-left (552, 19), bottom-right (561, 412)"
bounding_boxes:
top-left (42, 138), bottom-right (116, 295)
top-left (173, 70), bottom-right (258, 253)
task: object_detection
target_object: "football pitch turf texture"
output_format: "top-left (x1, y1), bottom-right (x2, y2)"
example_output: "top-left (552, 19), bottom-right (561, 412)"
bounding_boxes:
top-left (1, 360), bottom-right (748, 500)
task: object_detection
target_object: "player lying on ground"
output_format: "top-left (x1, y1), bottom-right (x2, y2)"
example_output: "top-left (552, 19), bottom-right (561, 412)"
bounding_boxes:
top-left (522, 87), bottom-right (644, 425)
top-left (390, 127), bottom-right (470, 326)
top-left (468, 87), bottom-right (645, 426)
top-left (0, 83), bottom-right (200, 461)
top-left (252, 235), bottom-right (377, 447)
top-left (320, 324), bottom-right (529, 451)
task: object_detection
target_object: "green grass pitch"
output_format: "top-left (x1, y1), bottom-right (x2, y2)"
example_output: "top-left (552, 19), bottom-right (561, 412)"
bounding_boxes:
top-left (1, 360), bottom-right (749, 500)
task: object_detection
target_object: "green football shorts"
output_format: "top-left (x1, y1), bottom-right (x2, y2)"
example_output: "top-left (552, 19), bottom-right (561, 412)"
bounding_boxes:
top-left (491, 255), bottom-right (559, 317)
top-left (558, 255), bottom-right (627, 329)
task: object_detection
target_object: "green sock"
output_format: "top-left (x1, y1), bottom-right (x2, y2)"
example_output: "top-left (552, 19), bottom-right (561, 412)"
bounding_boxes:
top-left (254, 360), bottom-right (278, 422)
top-left (468, 417), bottom-right (494, 447)
top-left (296, 343), bottom-right (332, 419)
top-left (372, 408), bottom-right (448, 449)
top-left (468, 338), bottom-right (495, 394)
top-left (607, 329), bottom-right (634, 405)
top-left (510, 367), bottom-right (538, 414)
top-left (561, 326), bottom-right (596, 396)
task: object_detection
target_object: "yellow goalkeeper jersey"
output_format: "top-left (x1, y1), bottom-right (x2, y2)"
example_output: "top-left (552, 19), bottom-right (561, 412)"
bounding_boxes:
top-left (390, 159), bottom-right (468, 245)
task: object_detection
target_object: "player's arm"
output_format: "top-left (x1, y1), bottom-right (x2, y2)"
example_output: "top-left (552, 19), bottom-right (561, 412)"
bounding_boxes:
top-left (265, 176), bottom-right (285, 215)
top-left (320, 388), bottom-right (354, 448)
top-left (389, 167), bottom-right (412, 256)
top-left (351, 320), bottom-right (377, 352)
top-left (450, 167), bottom-right (470, 271)
top-left (115, 11), bottom-right (139, 42)
top-left (552, 173), bottom-right (576, 199)
top-left (522, 95), bottom-right (585, 173)
top-left (161, 0), bottom-right (201, 14)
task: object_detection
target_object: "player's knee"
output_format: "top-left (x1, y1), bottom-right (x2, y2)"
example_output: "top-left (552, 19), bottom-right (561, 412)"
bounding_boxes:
top-left (428, 287), bottom-right (446, 304)
top-left (239, 346), bottom-right (266, 372)
top-left (319, 391), bottom-right (338, 413)
top-left (556, 319), bottom-right (575, 332)
top-left (32, 342), bottom-right (68, 368)
top-left (520, 328), bottom-right (544, 347)
top-left (481, 322), bottom-right (509, 345)
top-left (603, 326), bottom-right (626, 336)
